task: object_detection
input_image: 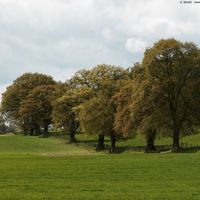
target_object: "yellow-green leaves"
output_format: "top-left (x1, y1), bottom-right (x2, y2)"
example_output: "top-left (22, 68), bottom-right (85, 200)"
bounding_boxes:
top-left (19, 85), bottom-right (56, 136)
top-left (141, 38), bottom-right (200, 151)
top-left (1, 73), bottom-right (56, 133)
top-left (79, 97), bottom-right (114, 136)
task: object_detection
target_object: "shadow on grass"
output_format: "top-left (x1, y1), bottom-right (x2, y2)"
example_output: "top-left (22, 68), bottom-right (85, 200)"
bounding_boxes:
top-left (115, 146), bottom-right (200, 154)
top-left (76, 139), bottom-right (110, 143)
top-left (178, 147), bottom-right (200, 153)
top-left (47, 132), bottom-right (200, 154)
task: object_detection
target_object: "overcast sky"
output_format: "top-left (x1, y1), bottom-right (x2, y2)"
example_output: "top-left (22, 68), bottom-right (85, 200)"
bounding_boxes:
top-left (1, 0), bottom-right (200, 98)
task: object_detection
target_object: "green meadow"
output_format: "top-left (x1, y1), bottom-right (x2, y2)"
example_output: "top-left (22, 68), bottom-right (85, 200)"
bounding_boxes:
top-left (0, 134), bottom-right (200, 199)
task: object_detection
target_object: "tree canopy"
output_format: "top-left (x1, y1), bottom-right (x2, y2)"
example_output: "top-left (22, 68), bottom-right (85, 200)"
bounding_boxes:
top-left (1, 73), bottom-right (56, 134)
top-left (139, 38), bottom-right (200, 152)
top-left (52, 86), bottom-right (92, 143)
top-left (1, 38), bottom-right (200, 153)
top-left (19, 85), bottom-right (56, 137)
top-left (76, 64), bottom-right (130, 152)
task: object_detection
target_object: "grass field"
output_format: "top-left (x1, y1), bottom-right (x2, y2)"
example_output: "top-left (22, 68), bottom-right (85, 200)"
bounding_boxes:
top-left (0, 134), bottom-right (96, 156)
top-left (0, 134), bottom-right (200, 199)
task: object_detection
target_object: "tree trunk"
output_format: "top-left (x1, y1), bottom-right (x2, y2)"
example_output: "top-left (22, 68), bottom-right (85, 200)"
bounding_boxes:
top-left (68, 118), bottom-right (79, 143)
top-left (34, 124), bottom-right (41, 136)
top-left (172, 129), bottom-right (181, 152)
top-left (30, 127), bottom-right (34, 136)
top-left (69, 132), bottom-right (76, 143)
top-left (146, 130), bottom-right (156, 152)
top-left (96, 135), bottom-right (105, 150)
top-left (43, 124), bottom-right (49, 137)
top-left (22, 127), bottom-right (29, 136)
top-left (110, 133), bottom-right (116, 153)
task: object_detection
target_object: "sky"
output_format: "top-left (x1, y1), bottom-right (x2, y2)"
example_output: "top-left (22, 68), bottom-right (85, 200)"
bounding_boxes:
top-left (1, 0), bottom-right (200, 99)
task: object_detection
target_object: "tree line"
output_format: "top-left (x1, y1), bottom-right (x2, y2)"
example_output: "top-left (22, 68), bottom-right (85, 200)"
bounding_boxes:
top-left (1, 38), bottom-right (200, 152)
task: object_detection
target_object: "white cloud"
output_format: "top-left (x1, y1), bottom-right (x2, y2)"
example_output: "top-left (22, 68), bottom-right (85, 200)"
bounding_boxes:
top-left (0, 84), bottom-right (10, 102)
top-left (1, 0), bottom-right (200, 98)
top-left (102, 27), bottom-right (113, 41)
top-left (125, 38), bottom-right (148, 53)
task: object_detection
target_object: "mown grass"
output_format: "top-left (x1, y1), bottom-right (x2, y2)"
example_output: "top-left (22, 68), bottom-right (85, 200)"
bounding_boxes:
top-left (0, 134), bottom-right (200, 199)
top-left (0, 135), bottom-right (95, 155)
top-left (0, 153), bottom-right (200, 199)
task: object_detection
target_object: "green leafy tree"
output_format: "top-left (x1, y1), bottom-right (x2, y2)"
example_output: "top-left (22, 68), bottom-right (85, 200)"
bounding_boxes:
top-left (113, 83), bottom-right (134, 138)
top-left (113, 63), bottom-right (157, 152)
top-left (77, 64), bottom-right (129, 152)
top-left (52, 86), bottom-right (92, 143)
top-left (19, 85), bottom-right (56, 137)
top-left (131, 79), bottom-right (158, 152)
top-left (1, 73), bottom-right (56, 134)
top-left (0, 114), bottom-right (7, 134)
top-left (79, 97), bottom-right (115, 151)
top-left (140, 38), bottom-right (200, 152)
top-left (52, 68), bottom-right (99, 144)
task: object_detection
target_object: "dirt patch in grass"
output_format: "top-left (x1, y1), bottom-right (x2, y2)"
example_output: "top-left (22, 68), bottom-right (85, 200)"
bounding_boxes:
top-left (0, 133), bottom-right (16, 136)
top-left (42, 150), bottom-right (97, 157)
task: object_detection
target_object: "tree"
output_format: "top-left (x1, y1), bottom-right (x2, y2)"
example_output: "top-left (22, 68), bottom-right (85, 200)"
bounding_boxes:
top-left (77, 64), bottom-right (130, 152)
top-left (113, 83), bottom-right (134, 138)
top-left (52, 68), bottom-right (96, 143)
top-left (79, 97), bottom-right (116, 151)
top-left (19, 85), bottom-right (56, 137)
top-left (141, 38), bottom-right (200, 152)
top-left (64, 69), bottom-right (105, 146)
top-left (113, 63), bottom-right (158, 152)
top-left (52, 86), bottom-right (92, 143)
top-left (1, 73), bottom-right (56, 134)
top-left (0, 114), bottom-right (7, 134)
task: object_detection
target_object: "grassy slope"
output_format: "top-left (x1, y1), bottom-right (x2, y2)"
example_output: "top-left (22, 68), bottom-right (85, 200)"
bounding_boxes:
top-left (1, 132), bottom-right (200, 153)
top-left (0, 135), bottom-right (95, 155)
